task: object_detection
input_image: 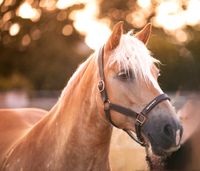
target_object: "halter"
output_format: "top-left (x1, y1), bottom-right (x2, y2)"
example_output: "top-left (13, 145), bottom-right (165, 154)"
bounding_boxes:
top-left (97, 46), bottom-right (170, 146)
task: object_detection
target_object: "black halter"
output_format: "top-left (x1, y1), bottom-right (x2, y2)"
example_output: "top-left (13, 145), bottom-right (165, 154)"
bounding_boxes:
top-left (97, 46), bottom-right (170, 146)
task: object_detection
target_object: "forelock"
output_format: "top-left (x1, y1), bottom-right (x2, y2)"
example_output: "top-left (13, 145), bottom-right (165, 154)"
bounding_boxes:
top-left (107, 34), bottom-right (160, 84)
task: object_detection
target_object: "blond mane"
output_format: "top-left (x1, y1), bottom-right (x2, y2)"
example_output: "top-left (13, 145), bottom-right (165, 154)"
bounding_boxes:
top-left (59, 54), bottom-right (94, 100)
top-left (60, 33), bottom-right (161, 100)
top-left (108, 33), bottom-right (160, 85)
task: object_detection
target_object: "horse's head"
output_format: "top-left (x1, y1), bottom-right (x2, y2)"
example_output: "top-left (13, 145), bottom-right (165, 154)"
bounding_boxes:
top-left (96, 21), bottom-right (183, 156)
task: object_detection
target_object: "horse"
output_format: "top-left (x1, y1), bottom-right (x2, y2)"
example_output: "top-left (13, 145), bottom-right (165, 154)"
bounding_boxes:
top-left (0, 21), bottom-right (182, 171)
top-left (164, 94), bottom-right (200, 170)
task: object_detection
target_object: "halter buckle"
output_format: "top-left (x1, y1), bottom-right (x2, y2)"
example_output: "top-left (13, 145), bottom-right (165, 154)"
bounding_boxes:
top-left (136, 113), bottom-right (146, 125)
top-left (98, 80), bottom-right (105, 92)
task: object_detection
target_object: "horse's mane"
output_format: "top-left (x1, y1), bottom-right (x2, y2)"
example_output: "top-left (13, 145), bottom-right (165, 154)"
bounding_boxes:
top-left (59, 54), bottom-right (95, 100)
top-left (108, 33), bottom-right (160, 87)
top-left (60, 33), bottom-right (161, 101)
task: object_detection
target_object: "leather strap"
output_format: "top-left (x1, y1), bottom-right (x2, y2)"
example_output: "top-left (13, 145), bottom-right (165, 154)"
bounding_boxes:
top-left (141, 94), bottom-right (170, 115)
top-left (135, 94), bottom-right (170, 143)
top-left (97, 46), bottom-right (109, 103)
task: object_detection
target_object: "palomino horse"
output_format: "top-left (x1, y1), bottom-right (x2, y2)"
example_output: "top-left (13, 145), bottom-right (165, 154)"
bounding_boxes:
top-left (0, 22), bottom-right (182, 171)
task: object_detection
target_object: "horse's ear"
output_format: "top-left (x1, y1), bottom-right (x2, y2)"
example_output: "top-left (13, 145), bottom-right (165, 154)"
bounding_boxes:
top-left (135, 23), bottom-right (152, 45)
top-left (105, 21), bottom-right (124, 51)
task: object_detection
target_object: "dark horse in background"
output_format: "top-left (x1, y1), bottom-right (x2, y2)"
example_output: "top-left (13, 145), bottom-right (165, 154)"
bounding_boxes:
top-left (111, 93), bottom-right (200, 171)
top-left (164, 94), bottom-right (200, 170)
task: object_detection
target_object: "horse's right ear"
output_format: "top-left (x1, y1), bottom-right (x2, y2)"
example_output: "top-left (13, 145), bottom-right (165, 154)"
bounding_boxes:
top-left (135, 23), bottom-right (152, 45)
top-left (105, 21), bottom-right (124, 51)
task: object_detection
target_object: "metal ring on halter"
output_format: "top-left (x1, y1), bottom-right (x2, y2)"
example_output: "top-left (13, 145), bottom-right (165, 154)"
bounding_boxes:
top-left (98, 80), bottom-right (105, 93)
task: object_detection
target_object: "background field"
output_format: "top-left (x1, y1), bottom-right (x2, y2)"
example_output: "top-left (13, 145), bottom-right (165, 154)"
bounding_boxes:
top-left (0, 0), bottom-right (200, 170)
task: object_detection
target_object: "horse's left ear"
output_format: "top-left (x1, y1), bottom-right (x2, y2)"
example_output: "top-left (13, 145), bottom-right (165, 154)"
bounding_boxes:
top-left (135, 23), bottom-right (152, 45)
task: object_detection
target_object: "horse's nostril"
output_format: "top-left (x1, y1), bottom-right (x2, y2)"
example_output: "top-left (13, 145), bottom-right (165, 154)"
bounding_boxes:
top-left (163, 124), bottom-right (173, 138)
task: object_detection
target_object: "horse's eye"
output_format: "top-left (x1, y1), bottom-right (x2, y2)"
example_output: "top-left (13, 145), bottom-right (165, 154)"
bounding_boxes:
top-left (117, 70), bottom-right (133, 81)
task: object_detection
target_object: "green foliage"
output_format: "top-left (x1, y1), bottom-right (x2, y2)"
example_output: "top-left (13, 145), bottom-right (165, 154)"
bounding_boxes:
top-left (0, 73), bottom-right (32, 91)
top-left (0, 0), bottom-right (199, 91)
top-left (148, 28), bottom-right (200, 91)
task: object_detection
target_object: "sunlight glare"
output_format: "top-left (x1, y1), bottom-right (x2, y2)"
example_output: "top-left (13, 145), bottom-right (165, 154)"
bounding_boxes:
top-left (0, 0), bottom-right (4, 5)
top-left (56, 0), bottom-right (76, 9)
top-left (137, 0), bottom-right (151, 9)
top-left (154, 1), bottom-right (185, 30)
top-left (155, 13), bottom-right (185, 30)
top-left (184, 0), bottom-right (200, 26)
top-left (9, 23), bottom-right (20, 36)
top-left (70, 0), bottom-right (111, 50)
top-left (85, 21), bottom-right (111, 50)
top-left (153, 0), bottom-right (200, 31)
top-left (17, 2), bottom-right (41, 22)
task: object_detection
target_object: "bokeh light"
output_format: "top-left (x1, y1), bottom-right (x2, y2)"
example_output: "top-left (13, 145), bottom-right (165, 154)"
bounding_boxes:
top-left (152, 0), bottom-right (200, 31)
top-left (56, 0), bottom-right (78, 9)
top-left (1, 0), bottom-right (200, 48)
top-left (39, 0), bottom-right (56, 11)
top-left (175, 30), bottom-right (188, 43)
top-left (57, 11), bottom-right (67, 21)
top-left (22, 34), bottom-right (31, 46)
top-left (9, 23), bottom-right (20, 36)
top-left (137, 0), bottom-right (151, 9)
top-left (69, 0), bottom-right (111, 49)
top-left (17, 2), bottom-right (41, 22)
top-left (62, 24), bottom-right (73, 36)
top-left (0, 0), bottom-right (200, 93)
top-left (3, 11), bottom-right (13, 22)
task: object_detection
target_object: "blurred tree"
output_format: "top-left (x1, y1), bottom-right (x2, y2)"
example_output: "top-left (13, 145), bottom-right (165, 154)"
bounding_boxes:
top-left (0, 0), bottom-right (92, 90)
top-left (0, 0), bottom-right (199, 91)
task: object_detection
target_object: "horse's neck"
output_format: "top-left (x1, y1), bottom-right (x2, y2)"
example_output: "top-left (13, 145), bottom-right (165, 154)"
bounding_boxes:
top-left (12, 56), bottom-right (113, 170)
top-left (54, 55), bottom-right (113, 150)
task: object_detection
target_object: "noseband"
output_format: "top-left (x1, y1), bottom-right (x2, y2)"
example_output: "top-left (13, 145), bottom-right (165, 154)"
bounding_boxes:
top-left (97, 46), bottom-right (170, 146)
